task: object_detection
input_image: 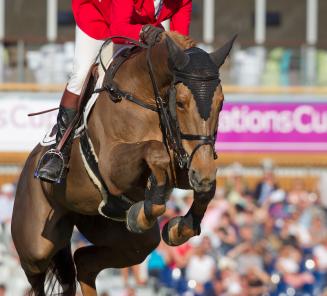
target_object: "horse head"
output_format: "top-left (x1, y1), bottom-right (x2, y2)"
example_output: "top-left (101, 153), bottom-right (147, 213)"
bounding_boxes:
top-left (165, 34), bottom-right (236, 192)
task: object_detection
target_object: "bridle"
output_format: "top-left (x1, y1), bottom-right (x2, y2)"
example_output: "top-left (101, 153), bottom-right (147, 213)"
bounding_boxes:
top-left (95, 36), bottom-right (219, 170)
top-left (148, 43), bottom-right (221, 170)
top-left (168, 67), bottom-right (219, 169)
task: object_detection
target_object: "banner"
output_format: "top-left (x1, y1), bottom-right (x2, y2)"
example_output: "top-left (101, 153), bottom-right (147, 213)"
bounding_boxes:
top-left (0, 92), bottom-right (59, 151)
top-left (1, 92), bottom-right (327, 153)
top-left (217, 98), bottom-right (327, 152)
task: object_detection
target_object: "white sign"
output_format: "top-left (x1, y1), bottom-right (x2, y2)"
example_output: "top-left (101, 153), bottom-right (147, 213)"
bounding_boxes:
top-left (0, 92), bottom-right (60, 151)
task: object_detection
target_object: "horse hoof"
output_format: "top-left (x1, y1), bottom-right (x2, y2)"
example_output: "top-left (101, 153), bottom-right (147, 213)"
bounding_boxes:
top-left (162, 217), bottom-right (182, 246)
top-left (126, 201), bottom-right (158, 234)
top-left (126, 201), bottom-right (145, 234)
top-left (162, 216), bottom-right (199, 247)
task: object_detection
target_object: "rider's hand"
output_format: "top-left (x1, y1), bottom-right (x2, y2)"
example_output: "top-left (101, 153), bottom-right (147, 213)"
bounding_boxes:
top-left (140, 25), bottom-right (164, 45)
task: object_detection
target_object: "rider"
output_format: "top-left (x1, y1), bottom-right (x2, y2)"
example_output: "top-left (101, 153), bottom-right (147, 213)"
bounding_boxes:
top-left (37, 0), bottom-right (192, 183)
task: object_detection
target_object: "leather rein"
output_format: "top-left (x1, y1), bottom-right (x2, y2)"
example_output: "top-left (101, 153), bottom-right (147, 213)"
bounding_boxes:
top-left (94, 36), bottom-right (218, 170)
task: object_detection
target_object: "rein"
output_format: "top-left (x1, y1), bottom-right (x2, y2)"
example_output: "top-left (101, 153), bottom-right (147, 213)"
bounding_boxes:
top-left (94, 36), bottom-right (218, 170)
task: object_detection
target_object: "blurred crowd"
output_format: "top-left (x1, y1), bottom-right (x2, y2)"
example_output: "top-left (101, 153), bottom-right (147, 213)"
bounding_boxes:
top-left (0, 160), bottom-right (326, 296)
top-left (146, 161), bottom-right (327, 296)
top-left (0, 183), bottom-right (29, 296)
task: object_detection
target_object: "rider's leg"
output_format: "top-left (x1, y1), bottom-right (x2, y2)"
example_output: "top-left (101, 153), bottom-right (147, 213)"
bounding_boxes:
top-left (37, 26), bottom-right (104, 183)
top-left (37, 91), bottom-right (79, 183)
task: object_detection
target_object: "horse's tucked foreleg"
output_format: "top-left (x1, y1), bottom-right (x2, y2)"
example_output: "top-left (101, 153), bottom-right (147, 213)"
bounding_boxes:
top-left (127, 174), bottom-right (170, 233)
top-left (144, 174), bottom-right (170, 221)
top-left (126, 141), bottom-right (171, 233)
top-left (162, 183), bottom-right (216, 246)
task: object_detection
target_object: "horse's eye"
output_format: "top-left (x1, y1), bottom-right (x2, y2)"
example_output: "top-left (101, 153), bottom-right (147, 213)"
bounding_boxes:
top-left (176, 101), bottom-right (184, 109)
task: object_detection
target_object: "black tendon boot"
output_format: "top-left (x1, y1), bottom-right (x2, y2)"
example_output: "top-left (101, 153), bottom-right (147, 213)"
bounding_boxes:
top-left (36, 106), bottom-right (77, 183)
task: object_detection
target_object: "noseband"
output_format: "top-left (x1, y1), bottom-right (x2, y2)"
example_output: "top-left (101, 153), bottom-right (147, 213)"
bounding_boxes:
top-left (95, 37), bottom-right (220, 170)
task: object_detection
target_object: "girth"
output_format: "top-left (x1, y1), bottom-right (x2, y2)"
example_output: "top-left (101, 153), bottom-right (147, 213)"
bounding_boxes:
top-left (79, 130), bottom-right (134, 221)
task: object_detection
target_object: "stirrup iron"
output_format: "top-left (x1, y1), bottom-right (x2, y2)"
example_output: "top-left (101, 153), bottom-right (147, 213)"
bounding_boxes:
top-left (34, 149), bottom-right (66, 183)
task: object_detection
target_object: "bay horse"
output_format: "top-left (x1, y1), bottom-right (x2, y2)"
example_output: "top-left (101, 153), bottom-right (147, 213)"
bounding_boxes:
top-left (11, 32), bottom-right (235, 295)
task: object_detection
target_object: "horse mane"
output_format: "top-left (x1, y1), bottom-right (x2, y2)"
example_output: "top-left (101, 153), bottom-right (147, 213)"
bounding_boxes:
top-left (164, 31), bottom-right (197, 50)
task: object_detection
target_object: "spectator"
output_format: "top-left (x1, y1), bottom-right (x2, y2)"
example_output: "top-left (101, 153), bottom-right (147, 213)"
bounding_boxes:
top-left (147, 241), bottom-right (168, 292)
top-left (214, 212), bottom-right (238, 255)
top-left (260, 216), bottom-right (282, 268)
top-left (121, 286), bottom-right (136, 296)
top-left (253, 159), bottom-right (278, 206)
top-left (276, 244), bottom-right (314, 290)
top-left (246, 266), bottom-right (271, 296)
top-left (216, 257), bottom-right (243, 296)
top-left (0, 285), bottom-right (6, 296)
top-left (313, 235), bottom-right (327, 272)
top-left (225, 162), bottom-right (249, 207)
top-left (201, 187), bottom-right (229, 233)
top-left (288, 178), bottom-right (309, 206)
top-left (0, 183), bottom-right (15, 247)
top-left (313, 235), bottom-right (327, 292)
top-left (0, 183), bottom-right (15, 227)
top-left (121, 265), bottom-right (145, 287)
top-left (186, 236), bottom-right (216, 296)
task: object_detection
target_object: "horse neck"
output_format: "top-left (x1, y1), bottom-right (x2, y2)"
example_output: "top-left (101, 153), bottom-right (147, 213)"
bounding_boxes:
top-left (116, 42), bottom-right (172, 104)
top-left (88, 42), bottom-right (173, 149)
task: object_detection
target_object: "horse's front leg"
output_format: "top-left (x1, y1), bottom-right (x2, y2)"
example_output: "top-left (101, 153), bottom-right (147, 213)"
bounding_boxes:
top-left (162, 183), bottom-right (216, 246)
top-left (126, 141), bottom-right (172, 233)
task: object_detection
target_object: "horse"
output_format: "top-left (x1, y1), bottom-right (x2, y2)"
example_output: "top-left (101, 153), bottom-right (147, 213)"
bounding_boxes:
top-left (11, 32), bottom-right (235, 295)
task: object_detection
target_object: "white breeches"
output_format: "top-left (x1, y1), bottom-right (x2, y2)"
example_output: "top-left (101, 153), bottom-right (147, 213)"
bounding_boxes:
top-left (67, 26), bottom-right (107, 95)
top-left (67, 26), bottom-right (105, 95)
top-left (67, 26), bottom-right (133, 95)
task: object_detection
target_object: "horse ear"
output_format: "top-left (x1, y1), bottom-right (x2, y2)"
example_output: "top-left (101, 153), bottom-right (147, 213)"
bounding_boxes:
top-left (165, 36), bottom-right (189, 70)
top-left (210, 35), bottom-right (237, 69)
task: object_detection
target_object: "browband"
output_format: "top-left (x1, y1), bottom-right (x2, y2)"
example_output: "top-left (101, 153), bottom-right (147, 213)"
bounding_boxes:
top-left (175, 71), bottom-right (220, 82)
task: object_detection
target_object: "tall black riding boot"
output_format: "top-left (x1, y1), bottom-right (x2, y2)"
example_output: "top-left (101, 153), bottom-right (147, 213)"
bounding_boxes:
top-left (36, 105), bottom-right (77, 183)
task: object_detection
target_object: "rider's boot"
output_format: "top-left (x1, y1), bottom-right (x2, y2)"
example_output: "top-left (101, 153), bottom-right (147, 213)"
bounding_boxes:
top-left (36, 89), bottom-right (79, 183)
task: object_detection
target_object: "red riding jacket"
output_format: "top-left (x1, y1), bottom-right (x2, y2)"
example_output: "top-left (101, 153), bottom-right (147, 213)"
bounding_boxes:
top-left (72, 0), bottom-right (192, 40)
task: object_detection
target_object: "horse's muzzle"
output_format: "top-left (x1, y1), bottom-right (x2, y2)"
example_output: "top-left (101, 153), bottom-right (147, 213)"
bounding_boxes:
top-left (188, 169), bottom-right (215, 192)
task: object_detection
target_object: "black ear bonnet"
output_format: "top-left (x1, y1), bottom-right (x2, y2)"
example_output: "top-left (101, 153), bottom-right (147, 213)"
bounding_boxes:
top-left (169, 47), bottom-right (221, 121)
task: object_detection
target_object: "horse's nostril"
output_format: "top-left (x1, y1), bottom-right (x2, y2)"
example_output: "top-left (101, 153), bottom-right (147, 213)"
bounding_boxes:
top-left (190, 170), bottom-right (201, 183)
top-left (189, 169), bottom-right (213, 189)
top-left (201, 178), bottom-right (211, 186)
top-left (190, 170), bottom-right (204, 184)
